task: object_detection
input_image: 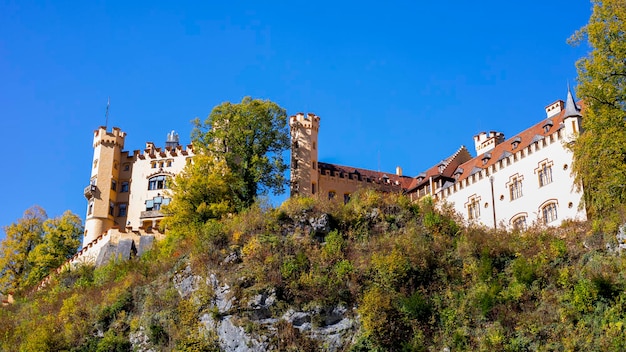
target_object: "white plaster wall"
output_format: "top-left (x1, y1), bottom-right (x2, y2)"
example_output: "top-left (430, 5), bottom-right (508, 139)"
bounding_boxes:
top-left (440, 134), bottom-right (586, 229)
top-left (126, 151), bottom-right (192, 231)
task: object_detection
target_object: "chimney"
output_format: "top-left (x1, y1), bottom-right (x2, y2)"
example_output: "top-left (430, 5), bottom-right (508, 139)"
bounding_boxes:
top-left (396, 166), bottom-right (403, 176)
top-left (473, 131), bottom-right (505, 155)
top-left (545, 100), bottom-right (565, 118)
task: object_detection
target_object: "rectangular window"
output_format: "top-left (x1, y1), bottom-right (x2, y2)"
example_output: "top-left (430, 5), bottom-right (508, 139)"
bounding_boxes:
top-left (121, 181), bottom-right (129, 193)
top-left (312, 183), bottom-right (316, 195)
top-left (118, 204), bottom-right (127, 217)
top-left (166, 160), bottom-right (172, 167)
top-left (109, 202), bottom-right (115, 216)
top-left (468, 199), bottom-right (480, 220)
top-left (539, 164), bottom-right (553, 187)
top-left (344, 193), bottom-right (350, 204)
top-left (111, 179), bottom-right (117, 191)
top-left (510, 178), bottom-right (523, 200)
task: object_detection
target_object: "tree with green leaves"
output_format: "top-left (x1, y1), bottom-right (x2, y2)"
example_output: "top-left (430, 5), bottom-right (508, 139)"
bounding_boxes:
top-left (569, 0), bottom-right (626, 224)
top-left (0, 206), bottom-right (46, 293)
top-left (163, 157), bottom-right (236, 229)
top-left (25, 211), bottom-right (83, 287)
top-left (192, 97), bottom-right (290, 210)
top-left (0, 207), bottom-right (83, 293)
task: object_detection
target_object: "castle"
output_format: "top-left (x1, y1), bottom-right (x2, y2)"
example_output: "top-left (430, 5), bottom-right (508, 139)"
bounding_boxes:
top-left (290, 87), bottom-right (587, 229)
top-left (76, 87), bottom-right (585, 265)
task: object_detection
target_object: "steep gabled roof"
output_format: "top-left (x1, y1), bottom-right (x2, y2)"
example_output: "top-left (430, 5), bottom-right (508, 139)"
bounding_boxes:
top-left (406, 145), bottom-right (473, 192)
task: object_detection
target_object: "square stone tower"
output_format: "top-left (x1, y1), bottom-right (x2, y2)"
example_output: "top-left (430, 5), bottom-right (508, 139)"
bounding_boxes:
top-left (289, 113), bottom-right (320, 196)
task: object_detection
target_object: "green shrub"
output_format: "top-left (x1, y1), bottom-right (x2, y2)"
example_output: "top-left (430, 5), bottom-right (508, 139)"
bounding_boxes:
top-left (96, 331), bottom-right (131, 352)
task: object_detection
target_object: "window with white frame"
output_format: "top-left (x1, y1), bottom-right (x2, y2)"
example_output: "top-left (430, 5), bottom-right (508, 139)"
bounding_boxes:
top-left (148, 175), bottom-right (167, 190)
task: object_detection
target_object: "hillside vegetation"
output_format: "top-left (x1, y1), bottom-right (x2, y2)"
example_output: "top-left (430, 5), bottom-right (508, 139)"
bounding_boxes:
top-left (1, 191), bottom-right (625, 351)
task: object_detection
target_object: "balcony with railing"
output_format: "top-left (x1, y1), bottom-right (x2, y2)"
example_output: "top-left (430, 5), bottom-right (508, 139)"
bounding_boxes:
top-left (84, 185), bottom-right (97, 200)
top-left (140, 210), bottom-right (163, 219)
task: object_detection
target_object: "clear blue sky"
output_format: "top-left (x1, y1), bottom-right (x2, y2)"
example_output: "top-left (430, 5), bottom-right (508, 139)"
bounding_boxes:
top-left (1, 1), bottom-right (591, 238)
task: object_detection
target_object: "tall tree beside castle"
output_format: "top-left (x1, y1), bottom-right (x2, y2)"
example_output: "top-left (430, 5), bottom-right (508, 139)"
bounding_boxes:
top-left (191, 97), bottom-right (290, 209)
top-left (0, 207), bottom-right (82, 293)
top-left (570, 0), bottom-right (626, 223)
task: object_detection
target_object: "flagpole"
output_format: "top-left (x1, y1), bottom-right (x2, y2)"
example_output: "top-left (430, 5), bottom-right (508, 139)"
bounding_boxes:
top-left (105, 97), bottom-right (110, 128)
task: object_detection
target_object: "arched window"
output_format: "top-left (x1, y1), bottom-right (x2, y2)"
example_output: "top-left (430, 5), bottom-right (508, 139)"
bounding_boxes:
top-left (541, 202), bottom-right (558, 224)
top-left (148, 175), bottom-right (167, 190)
top-left (328, 191), bottom-right (336, 200)
top-left (510, 213), bottom-right (527, 231)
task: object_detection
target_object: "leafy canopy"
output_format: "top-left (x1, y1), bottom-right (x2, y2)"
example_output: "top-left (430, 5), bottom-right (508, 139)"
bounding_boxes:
top-left (192, 97), bottom-right (290, 210)
top-left (0, 207), bottom-right (83, 293)
top-left (163, 157), bottom-right (236, 229)
top-left (570, 0), bottom-right (626, 223)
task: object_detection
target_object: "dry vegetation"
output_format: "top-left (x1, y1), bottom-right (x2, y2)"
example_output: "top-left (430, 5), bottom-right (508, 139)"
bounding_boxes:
top-left (2, 190), bottom-right (626, 351)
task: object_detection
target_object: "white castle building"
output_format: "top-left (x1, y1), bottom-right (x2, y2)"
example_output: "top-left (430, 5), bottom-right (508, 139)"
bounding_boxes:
top-left (431, 88), bottom-right (586, 229)
top-left (292, 87), bottom-right (587, 229)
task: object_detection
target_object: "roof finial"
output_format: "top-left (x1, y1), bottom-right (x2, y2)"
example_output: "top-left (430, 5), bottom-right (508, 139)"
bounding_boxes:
top-left (105, 97), bottom-right (110, 129)
top-left (564, 84), bottom-right (581, 118)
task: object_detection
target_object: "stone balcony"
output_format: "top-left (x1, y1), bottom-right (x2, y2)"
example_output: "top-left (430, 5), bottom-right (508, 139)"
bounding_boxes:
top-left (140, 210), bottom-right (164, 219)
top-left (84, 185), bottom-right (97, 200)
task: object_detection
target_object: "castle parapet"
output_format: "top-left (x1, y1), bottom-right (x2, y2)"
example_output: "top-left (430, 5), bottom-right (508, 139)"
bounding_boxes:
top-left (290, 112), bottom-right (320, 132)
top-left (93, 126), bottom-right (126, 148)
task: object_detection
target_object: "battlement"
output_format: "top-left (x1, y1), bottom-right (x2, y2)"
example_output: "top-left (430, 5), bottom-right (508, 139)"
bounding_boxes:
top-left (290, 112), bottom-right (320, 131)
top-left (93, 126), bottom-right (126, 148)
top-left (132, 143), bottom-right (193, 160)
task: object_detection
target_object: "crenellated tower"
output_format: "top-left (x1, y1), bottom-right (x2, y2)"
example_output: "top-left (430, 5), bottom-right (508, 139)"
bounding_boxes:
top-left (289, 112), bottom-right (320, 197)
top-left (83, 126), bottom-right (126, 247)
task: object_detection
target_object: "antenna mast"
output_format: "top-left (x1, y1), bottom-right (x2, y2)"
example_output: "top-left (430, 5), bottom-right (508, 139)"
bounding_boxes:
top-left (105, 97), bottom-right (110, 128)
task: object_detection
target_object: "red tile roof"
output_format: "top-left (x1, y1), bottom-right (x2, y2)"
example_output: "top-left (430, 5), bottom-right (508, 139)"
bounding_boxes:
top-left (406, 146), bottom-right (472, 192)
top-left (317, 162), bottom-right (414, 189)
top-left (451, 104), bottom-right (580, 183)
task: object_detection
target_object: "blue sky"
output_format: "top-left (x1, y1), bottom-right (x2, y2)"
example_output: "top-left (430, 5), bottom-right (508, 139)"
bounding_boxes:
top-left (0, 1), bottom-right (591, 238)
